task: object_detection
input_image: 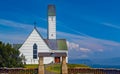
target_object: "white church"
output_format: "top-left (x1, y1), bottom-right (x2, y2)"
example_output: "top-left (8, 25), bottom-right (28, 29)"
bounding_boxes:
top-left (13, 5), bottom-right (68, 64)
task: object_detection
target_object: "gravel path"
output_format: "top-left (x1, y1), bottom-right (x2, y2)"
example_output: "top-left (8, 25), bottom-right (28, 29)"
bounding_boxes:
top-left (45, 64), bottom-right (60, 74)
top-left (45, 70), bottom-right (57, 74)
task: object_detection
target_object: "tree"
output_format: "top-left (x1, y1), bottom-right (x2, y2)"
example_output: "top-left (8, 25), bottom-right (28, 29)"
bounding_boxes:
top-left (0, 41), bottom-right (23, 68)
top-left (21, 54), bottom-right (26, 65)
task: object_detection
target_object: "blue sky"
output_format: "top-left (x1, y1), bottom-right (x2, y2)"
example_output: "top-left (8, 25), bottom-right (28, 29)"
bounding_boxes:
top-left (1, 0), bottom-right (120, 62)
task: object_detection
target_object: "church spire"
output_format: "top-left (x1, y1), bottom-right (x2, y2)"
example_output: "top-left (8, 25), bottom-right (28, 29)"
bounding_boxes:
top-left (48, 5), bottom-right (56, 39)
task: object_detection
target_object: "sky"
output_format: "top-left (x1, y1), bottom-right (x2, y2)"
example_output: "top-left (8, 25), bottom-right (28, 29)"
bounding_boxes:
top-left (1, 0), bottom-right (120, 62)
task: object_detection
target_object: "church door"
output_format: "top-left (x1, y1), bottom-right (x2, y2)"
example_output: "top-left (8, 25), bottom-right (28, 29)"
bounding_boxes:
top-left (54, 57), bottom-right (60, 63)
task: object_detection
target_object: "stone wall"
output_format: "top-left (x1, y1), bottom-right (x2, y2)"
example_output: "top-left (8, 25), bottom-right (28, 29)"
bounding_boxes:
top-left (68, 68), bottom-right (120, 74)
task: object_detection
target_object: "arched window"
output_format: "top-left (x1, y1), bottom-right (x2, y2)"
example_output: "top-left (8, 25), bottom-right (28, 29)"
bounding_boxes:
top-left (33, 43), bottom-right (37, 59)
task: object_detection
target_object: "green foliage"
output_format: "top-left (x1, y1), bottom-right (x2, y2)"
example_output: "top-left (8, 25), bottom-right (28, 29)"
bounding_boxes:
top-left (0, 41), bottom-right (23, 68)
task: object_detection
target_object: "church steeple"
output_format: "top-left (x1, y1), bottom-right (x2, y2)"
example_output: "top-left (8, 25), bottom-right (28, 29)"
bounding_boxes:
top-left (48, 5), bottom-right (56, 39)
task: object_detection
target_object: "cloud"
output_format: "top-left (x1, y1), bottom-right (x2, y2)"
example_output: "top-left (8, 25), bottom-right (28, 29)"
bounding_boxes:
top-left (67, 41), bottom-right (91, 53)
top-left (0, 19), bottom-right (47, 33)
top-left (60, 30), bottom-right (120, 59)
top-left (2, 19), bottom-right (120, 47)
top-left (1, 19), bottom-right (120, 59)
top-left (67, 41), bottom-right (79, 50)
top-left (0, 19), bottom-right (32, 29)
top-left (57, 21), bottom-right (90, 37)
top-left (0, 19), bottom-right (47, 41)
top-left (79, 54), bottom-right (88, 58)
top-left (102, 23), bottom-right (120, 29)
top-left (80, 48), bottom-right (91, 53)
top-left (59, 30), bottom-right (120, 51)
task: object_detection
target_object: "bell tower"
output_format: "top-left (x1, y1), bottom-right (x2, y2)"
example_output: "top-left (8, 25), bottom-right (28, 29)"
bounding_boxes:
top-left (48, 5), bottom-right (56, 39)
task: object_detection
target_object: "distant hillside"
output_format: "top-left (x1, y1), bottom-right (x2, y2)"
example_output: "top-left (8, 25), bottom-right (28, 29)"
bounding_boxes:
top-left (90, 64), bottom-right (120, 69)
top-left (69, 57), bottom-right (120, 69)
top-left (92, 57), bottom-right (120, 65)
top-left (102, 57), bottom-right (120, 65)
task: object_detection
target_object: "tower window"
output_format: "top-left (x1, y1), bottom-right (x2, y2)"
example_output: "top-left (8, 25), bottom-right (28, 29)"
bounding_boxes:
top-left (33, 43), bottom-right (37, 59)
top-left (51, 17), bottom-right (53, 21)
top-left (51, 34), bottom-right (53, 36)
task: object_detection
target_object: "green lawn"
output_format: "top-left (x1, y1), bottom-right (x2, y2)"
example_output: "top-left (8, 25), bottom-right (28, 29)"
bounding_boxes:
top-left (46, 64), bottom-right (90, 73)
top-left (24, 64), bottom-right (38, 68)
top-left (46, 64), bottom-right (61, 73)
top-left (68, 64), bottom-right (90, 68)
top-left (24, 64), bottom-right (90, 74)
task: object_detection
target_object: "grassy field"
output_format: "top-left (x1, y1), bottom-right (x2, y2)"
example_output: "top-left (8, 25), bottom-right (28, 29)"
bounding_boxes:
top-left (25, 64), bottom-right (90, 73)
top-left (24, 64), bottom-right (38, 68)
top-left (46, 64), bottom-right (61, 73)
top-left (46, 64), bottom-right (90, 73)
top-left (68, 64), bottom-right (90, 68)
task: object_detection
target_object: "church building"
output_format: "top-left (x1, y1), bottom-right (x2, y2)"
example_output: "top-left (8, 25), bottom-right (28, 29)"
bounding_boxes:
top-left (16, 5), bottom-right (68, 64)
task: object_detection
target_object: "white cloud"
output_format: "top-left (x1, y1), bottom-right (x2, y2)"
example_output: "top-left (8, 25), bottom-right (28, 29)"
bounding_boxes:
top-left (57, 21), bottom-right (90, 37)
top-left (58, 30), bottom-right (120, 51)
top-left (80, 48), bottom-right (91, 53)
top-left (97, 49), bottom-right (103, 52)
top-left (0, 19), bottom-right (47, 43)
top-left (102, 23), bottom-right (120, 29)
top-left (0, 19), bottom-right (32, 29)
top-left (0, 19), bottom-right (47, 33)
top-left (1, 19), bottom-right (120, 51)
top-left (71, 54), bottom-right (89, 59)
top-left (67, 41), bottom-right (91, 53)
top-left (79, 54), bottom-right (88, 58)
top-left (1, 19), bottom-right (120, 59)
top-left (67, 41), bottom-right (79, 50)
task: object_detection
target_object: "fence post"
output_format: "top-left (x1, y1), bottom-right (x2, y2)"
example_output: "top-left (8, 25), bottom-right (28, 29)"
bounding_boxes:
top-left (62, 56), bottom-right (68, 74)
top-left (38, 56), bottom-right (44, 74)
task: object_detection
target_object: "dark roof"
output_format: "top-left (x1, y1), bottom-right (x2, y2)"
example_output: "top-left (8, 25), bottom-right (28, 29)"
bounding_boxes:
top-left (48, 5), bottom-right (56, 16)
top-left (13, 39), bottom-right (68, 50)
top-left (38, 52), bottom-right (67, 57)
top-left (44, 39), bottom-right (68, 50)
top-left (13, 44), bottom-right (22, 49)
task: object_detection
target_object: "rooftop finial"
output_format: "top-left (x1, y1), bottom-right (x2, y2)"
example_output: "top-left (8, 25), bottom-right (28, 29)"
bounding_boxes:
top-left (34, 21), bottom-right (36, 29)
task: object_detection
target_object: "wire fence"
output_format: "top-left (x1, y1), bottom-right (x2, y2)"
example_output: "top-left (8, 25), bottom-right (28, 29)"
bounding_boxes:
top-left (0, 68), bottom-right (38, 74)
top-left (1, 68), bottom-right (120, 74)
top-left (68, 68), bottom-right (120, 74)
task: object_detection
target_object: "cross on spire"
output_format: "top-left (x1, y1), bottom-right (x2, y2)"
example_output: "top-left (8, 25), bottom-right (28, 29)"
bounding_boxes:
top-left (34, 21), bottom-right (37, 29)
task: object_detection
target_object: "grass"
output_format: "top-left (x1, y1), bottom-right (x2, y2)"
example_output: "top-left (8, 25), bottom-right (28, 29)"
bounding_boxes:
top-left (46, 64), bottom-right (61, 73)
top-left (24, 64), bottom-right (90, 73)
top-left (46, 64), bottom-right (90, 73)
top-left (68, 64), bottom-right (90, 68)
top-left (24, 64), bottom-right (38, 68)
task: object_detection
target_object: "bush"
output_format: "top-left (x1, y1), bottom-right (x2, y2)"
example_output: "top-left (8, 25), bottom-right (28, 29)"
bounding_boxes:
top-left (0, 41), bottom-right (23, 68)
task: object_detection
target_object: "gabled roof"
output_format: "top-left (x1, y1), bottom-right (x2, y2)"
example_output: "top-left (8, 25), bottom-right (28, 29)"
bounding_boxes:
top-left (44, 39), bottom-right (68, 50)
top-left (14, 39), bottom-right (68, 50)
top-left (19, 27), bottom-right (50, 50)
top-left (14, 28), bottom-right (68, 51)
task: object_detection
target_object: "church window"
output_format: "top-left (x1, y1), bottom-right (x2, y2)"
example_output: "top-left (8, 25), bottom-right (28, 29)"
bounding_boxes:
top-left (33, 43), bottom-right (37, 59)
